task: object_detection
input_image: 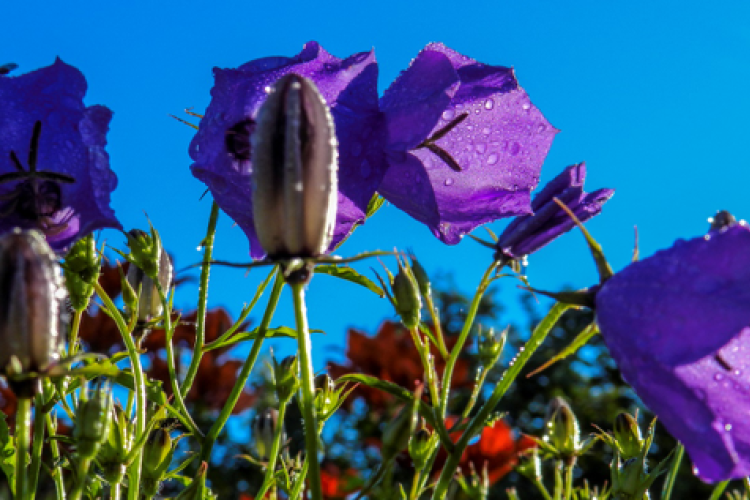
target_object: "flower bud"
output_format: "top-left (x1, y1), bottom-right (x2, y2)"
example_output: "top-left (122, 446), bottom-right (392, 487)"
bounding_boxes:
top-left (392, 260), bottom-right (422, 329)
top-left (98, 404), bottom-right (134, 484)
top-left (252, 408), bottom-right (284, 460)
top-left (142, 427), bottom-right (173, 478)
top-left (62, 233), bottom-right (101, 312)
top-left (382, 398), bottom-right (419, 461)
top-left (408, 428), bottom-right (434, 471)
top-left (0, 230), bottom-right (64, 396)
top-left (613, 412), bottom-right (642, 460)
top-left (477, 327), bottom-right (507, 369)
top-left (176, 462), bottom-right (216, 500)
top-left (251, 73), bottom-right (338, 267)
top-left (74, 379), bottom-right (113, 459)
top-left (273, 355), bottom-right (300, 403)
top-left (314, 373), bottom-right (338, 419)
top-left (124, 229), bottom-right (172, 322)
top-left (409, 254), bottom-right (431, 298)
top-left (544, 397), bottom-right (579, 458)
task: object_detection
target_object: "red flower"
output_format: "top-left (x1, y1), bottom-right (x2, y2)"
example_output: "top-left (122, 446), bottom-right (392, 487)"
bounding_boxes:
top-left (319, 463), bottom-right (361, 500)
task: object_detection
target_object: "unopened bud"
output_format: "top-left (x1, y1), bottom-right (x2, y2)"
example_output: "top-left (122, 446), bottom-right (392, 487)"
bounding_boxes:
top-left (0, 230), bottom-right (64, 396)
top-left (125, 229), bottom-right (172, 322)
top-left (175, 462), bottom-right (215, 500)
top-left (251, 73), bottom-right (338, 276)
top-left (477, 327), bottom-right (507, 368)
top-left (314, 373), bottom-right (338, 419)
top-left (74, 379), bottom-right (113, 459)
top-left (613, 412), bottom-right (642, 460)
top-left (408, 428), bottom-right (434, 471)
top-left (409, 254), bottom-right (431, 298)
top-left (544, 397), bottom-right (579, 458)
top-left (62, 234), bottom-right (101, 312)
top-left (253, 408), bottom-right (284, 460)
top-left (273, 355), bottom-right (299, 403)
top-left (382, 399), bottom-right (419, 460)
top-left (392, 261), bottom-right (422, 329)
top-left (143, 428), bottom-right (173, 477)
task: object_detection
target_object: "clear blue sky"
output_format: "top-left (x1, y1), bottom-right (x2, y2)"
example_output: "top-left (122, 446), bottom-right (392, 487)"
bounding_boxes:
top-left (3, 1), bottom-right (750, 370)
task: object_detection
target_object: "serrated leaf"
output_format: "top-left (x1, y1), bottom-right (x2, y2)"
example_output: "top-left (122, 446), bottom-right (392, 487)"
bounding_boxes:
top-left (315, 264), bottom-right (384, 297)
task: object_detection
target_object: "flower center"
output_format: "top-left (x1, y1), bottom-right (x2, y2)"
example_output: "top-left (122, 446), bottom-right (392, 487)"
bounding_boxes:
top-left (225, 118), bottom-right (255, 161)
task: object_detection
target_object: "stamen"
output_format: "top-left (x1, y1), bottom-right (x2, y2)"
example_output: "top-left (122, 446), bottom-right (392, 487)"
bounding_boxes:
top-left (28, 121), bottom-right (41, 171)
top-left (425, 144), bottom-right (462, 173)
top-left (715, 354), bottom-right (732, 371)
top-left (424, 112), bottom-right (469, 144)
top-left (414, 112), bottom-right (469, 172)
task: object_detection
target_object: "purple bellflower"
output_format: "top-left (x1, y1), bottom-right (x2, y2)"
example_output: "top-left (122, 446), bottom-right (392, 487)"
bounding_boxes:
top-left (0, 59), bottom-right (120, 251)
top-left (595, 221), bottom-right (750, 482)
top-left (495, 163), bottom-right (613, 263)
top-left (378, 43), bottom-right (558, 244)
top-left (190, 42), bottom-right (387, 259)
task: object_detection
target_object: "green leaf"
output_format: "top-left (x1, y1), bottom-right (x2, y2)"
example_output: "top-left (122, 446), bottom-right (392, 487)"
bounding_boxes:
top-left (526, 322), bottom-right (599, 377)
top-left (0, 413), bottom-right (15, 490)
top-left (315, 264), bottom-right (385, 297)
top-left (366, 193), bottom-right (386, 218)
top-left (202, 326), bottom-right (309, 352)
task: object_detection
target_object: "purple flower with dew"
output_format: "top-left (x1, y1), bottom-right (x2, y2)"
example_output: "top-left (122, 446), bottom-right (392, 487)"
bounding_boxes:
top-left (595, 222), bottom-right (750, 482)
top-left (495, 162), bottom-right (613, 262)
top-left (190, 41), bottom-right (387, 259)
top-left (0, 59), bottom-right (120, 251)
top-left (377, 43), bottom-right (558, 244)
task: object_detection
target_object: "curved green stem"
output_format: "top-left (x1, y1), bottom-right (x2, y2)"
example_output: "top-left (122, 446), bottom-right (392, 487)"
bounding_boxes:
top-left (28, 389), bottom-right (47, 500)
top-left (15, 397), bottom-right (32, 500)
top-left (291, 283), bottom-right (323, 500)
top-left (255, 401), bottom-right (289, 499)
top-left (431, 303), bottom-right (572, 500)
top-left (69, 309), bottom-right (83, 355)
top-left (94, 281), bottom-right (146, 500)
top-left (563, 460), bottom-right (574, 500)
top-left (439, 261), bottom-right (497, 417)
top-left (111, 482), bottom-right (122, 500)
top-left (69, 457), bottom-right (92, 500)
top-left (181, 201), bottom-right (220, 397)
top-left (45, 413), bottom-right (65, 500)
top-left (423, 292), bottom-right (448, 359)
top-left (200, 269), bottom-right (284, 463)
top-left (661, 442), bottom-right (684, 500)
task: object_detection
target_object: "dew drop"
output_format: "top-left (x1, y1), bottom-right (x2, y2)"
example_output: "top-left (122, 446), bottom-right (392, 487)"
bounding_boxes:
top-left (444, 178), bottom-right (455, 186)
top-left (725, 423), bottom-right (733, 432)
top-left (714, 373), bottom-right (725, 381)
top-left (482, 127), bottom-right (491, 135)
top-left (484, 99), bottom-right (495, 110)
top-left (442, 109), bottom-right (455, 121)
top-left (536, 124), bottom-right (547, 133)
top-left (475, 143), bottom-right (487, 154)
top-left (486, 153), bottom-right (499, 165)
top-left (693, 466), bottom-right (700, 476)
top-left (522, 102), bottom-right (531, 110)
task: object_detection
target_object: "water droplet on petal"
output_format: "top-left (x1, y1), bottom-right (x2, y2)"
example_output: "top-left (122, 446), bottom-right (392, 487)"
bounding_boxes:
top-left (536, 124), bottom-right (547, 133)
top-left (476, 143), bottom-right (487, 154)
top-left (442, 109), bottom-right (455, 121)
top-left (484, 99), bottom-right (495, 110)
top-left (487, 154), bottom-right (499, 165)
top-left (714, 373), bottom-right (725, 381)
top-left (444, 178), bottom-right (455, 186)
top-left (522, 102), bottom-right (531, 110)
top-left (725, 423), bottom-right (733, 432)
top-left (482, 127), bottom-right (491, 135)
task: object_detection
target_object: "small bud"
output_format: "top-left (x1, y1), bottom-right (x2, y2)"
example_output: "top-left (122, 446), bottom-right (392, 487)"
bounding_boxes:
top-left (0, 230), bottom-right (64, 396)
top-left (273, 355), bottom-right (299, 403)
top-left (409, 254), bottom-right (431, 298)
top-left (251, 73), bottom-right (338, 270)
top-left (314, 373), bottom-right (338, 419)
top-left (142, 428), bottom-right (173, 477)
top-left (613, 412), bottom-right (642, 460)
top-left (124, 229), bottom-right (172, 322)
top-left (98, 404), bottom-right (134, 483)
top-left (391, 259), bottom-right (422, 329)
top-left (708, 210), bottom-right (737, 232)
top-left (382, 398), bottom-right (419, 461)
top-left (477, 327), bottom-right (507, 369)
top-left (408, 428), bottom-right (434, 471)
top-left (175, 462), bottom-right (216, 500)
top-left (252, 408), bottom-right (284, 460)
top-left (74, 379), bottom-right (113, 459)
top-left (62, 234), bottom-right (101, 312)
top-left (544, 397), bottom-right (579, 458)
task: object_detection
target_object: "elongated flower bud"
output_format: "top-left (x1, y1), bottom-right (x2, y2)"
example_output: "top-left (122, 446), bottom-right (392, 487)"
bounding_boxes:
top-left (251, 73), bottom-right (338, 263)
top-left (253, 408), bottom-right (284, 460)
top-left (125, 229), bottom-right (172, 322)
top-left (0, 229), bottom-right (64, 396)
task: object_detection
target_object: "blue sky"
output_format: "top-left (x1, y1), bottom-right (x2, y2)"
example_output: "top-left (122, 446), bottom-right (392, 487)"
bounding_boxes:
top-left (3, 0), bottom-right (750, 371)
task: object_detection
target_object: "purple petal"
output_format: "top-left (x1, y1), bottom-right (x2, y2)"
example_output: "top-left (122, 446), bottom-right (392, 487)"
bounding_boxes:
top-left (190, 41), bottom-right (387, 257)
top-left (379, 44), bottom-right (558, 244)
top-left (596, 224), bottom-right (750, 481)
top-left (0, 59), bottom-right (120, 251)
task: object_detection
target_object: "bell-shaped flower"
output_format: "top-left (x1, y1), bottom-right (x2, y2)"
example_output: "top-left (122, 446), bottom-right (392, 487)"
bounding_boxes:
top-left (190, 42), bottom-right (387, 258)
top-left (378, 43), bottom-right (557, 244)
top-left (495, 163), bottom-right (613, 262)
top-left (595, 222), bottom-right (750, 482)
top-left (0, 59), bottom-right (120, 251)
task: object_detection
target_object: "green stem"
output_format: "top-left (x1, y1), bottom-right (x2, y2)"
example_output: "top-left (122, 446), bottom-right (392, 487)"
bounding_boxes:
top-left (94, 281), bottom-right (146, 500)
top-left (431, 303), bottom-right (572, 500)
top-left (69, 309), bottom-right (83, 354)
top-left (563, 460), bottom-right (574, 500)
top-left (180, 201), bottom-right (220, 397)
top-left (409, 470), bottom-right (423, 500)
top-left (28, 390), bottom-right (46, 500)
top-left (661, 442), bottom-right (684, 500)
top-left (708, 480), bottom-right (729, 500)
top-left (439, 261), bottom-right (497, 417)
top-left (291, 283), bottom-right (323, 500)
top-left (745, 477), bottom-right (750, 493)
top-left (69, 457), bottom-right (92, 500)
top-left (461, 367), bottom-right (489, 419)
top-left (111, 482), bottom-right (122, 500)
top-left (15, 397), bottom-right (32, 500)
top-left (533, 478), bottom-right (553, 500)
top-left (255, 401), bottom-right (289, 499)
top-left (45, 413), bottom-right (66, 500)
top-left (200, 270), bottom-right (284, 463)
top-left (423, 292), bottom-right (448, 359)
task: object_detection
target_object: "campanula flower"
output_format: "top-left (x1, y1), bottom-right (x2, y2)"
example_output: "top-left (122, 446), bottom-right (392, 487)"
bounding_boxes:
top-left (0, 59), bottom-right (120, 251)
top-left (595, 222), bottom-right (750, 482)
top-left (190, 42), bottom-right (386, 258)
top-left (495, 163), bottom-right (613, 263)
top-left (378, 43), bottom-right (557, 244)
